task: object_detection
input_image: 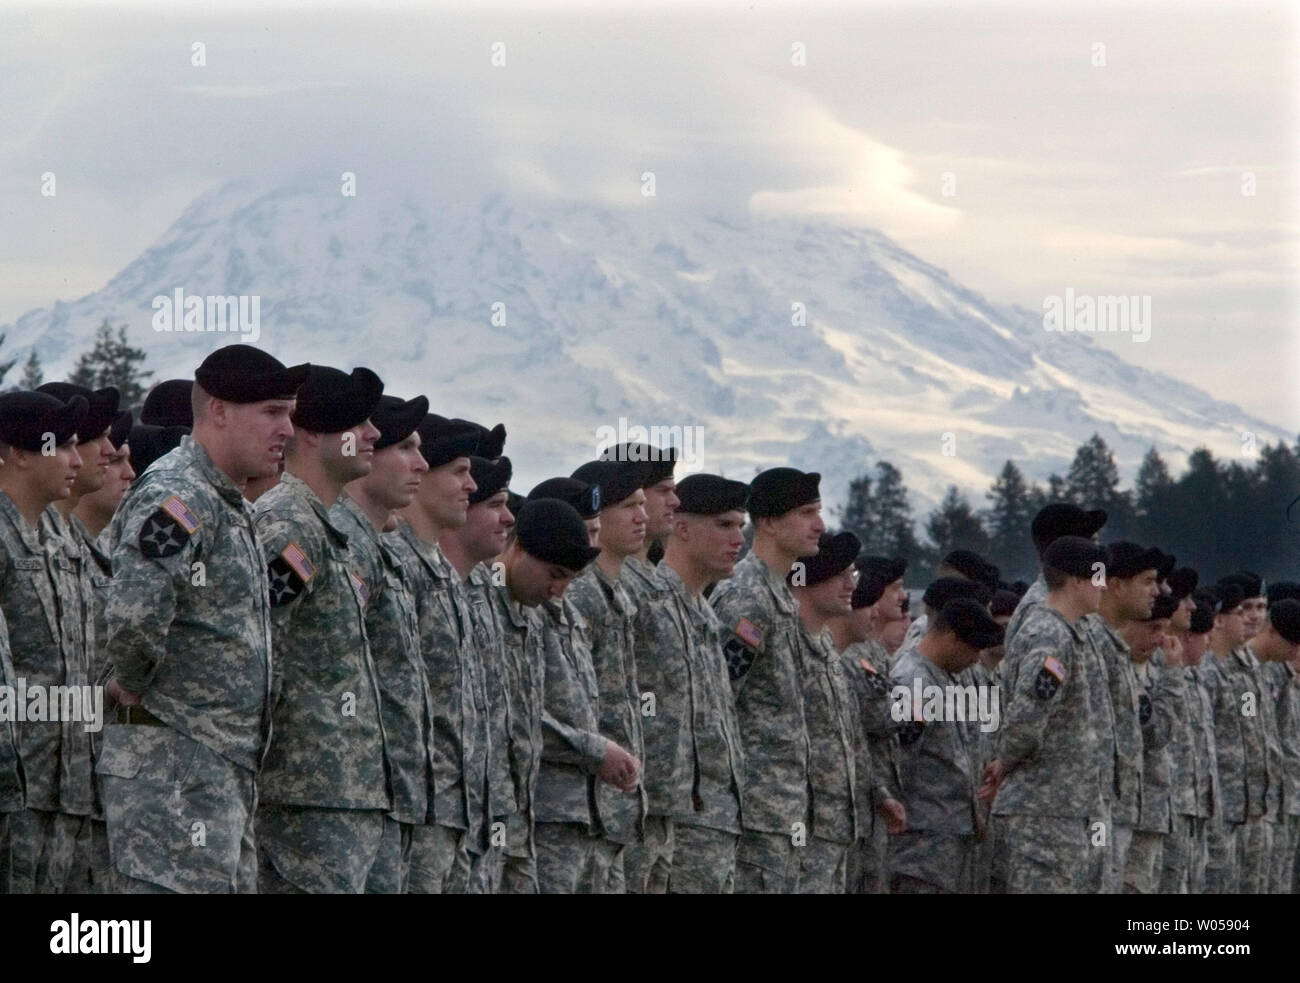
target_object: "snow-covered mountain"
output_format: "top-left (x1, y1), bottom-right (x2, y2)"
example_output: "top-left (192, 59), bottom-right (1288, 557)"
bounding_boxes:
top-left (4, 177), bottom-right (1289, 516)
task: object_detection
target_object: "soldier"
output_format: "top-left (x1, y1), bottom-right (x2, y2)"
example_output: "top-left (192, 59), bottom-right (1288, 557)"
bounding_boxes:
top-left (389, 413), bottom-right (487, 893)
top-left (1198, 583), bottom-right (1254, 892)
top-left (567, 458), bottom-right (652, 892)
top-left (99, 345), bottom-right (305, 893)
top-left (127, 423), bottom-right (189, 482)
top-left (0, 390), bottom-right (88, 892)
top-left (828, 556), bottom-right (908, 894)
top-left (982, 536), bottom-right (1107, 894)
top-left (789, 531), bottom-right (864, 892)
top-left (440, 444), bottom-right (517, 892)
top-left (900, 549), bottom-right (999, 651)
top-left (331, 393), bottom-right (432, 893)
top-left (254, 365), bottom-right (391, 893)
top-left (600, 442), bottom-right (678, 603)
top-left (710, 467), bottom-right (823, 893)
top-left (139, 379), bottom-right (194, 429)
top-left (1004, 503), bottom-right (1107, 648)
top-left (1265, 583), bottom-right (1300, 893)
top-left (1180, 598), bottom-right (1220, 893)
top-left (1120, 593), bottom-right (1178, 893)
top-left (517, 494), bottom-right (641, 892)
top-left (889, 597), bottom-right (1004, 892)
top-left (624, 474), bottom-right (747, 892)
top-left (1081, 541), bottom-right (1162, 892)
top-left (73, 410), bottom-right (135, 543)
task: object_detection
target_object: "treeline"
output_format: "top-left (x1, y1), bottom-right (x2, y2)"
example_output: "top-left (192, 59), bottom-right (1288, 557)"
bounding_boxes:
top-left (837, 433), bottom-right (1300, 586)
top-left (3, 319), bottom-right (152, 413)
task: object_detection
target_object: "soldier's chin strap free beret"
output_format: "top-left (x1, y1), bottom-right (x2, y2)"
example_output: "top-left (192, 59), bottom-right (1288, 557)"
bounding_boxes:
top-left (0, 391), bottom-right (88, 451)
top-left (194, 344), bottom-right (310, 404)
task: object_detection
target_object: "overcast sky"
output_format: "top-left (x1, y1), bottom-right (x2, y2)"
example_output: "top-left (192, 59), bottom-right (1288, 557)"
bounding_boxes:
top-left (2, 0), bottom-right (1296, 424)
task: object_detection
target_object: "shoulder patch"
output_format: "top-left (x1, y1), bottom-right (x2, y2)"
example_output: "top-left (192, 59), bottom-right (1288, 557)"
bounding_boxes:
top-left (350, 569), bottom-right (370, 607)
top-left (1034, 656), bottom-right (1065, 700)
top-left (139, 498), bottom-right (196, 558)
top-left (268, 542), bottom-right (315, 607)
top-left (735, 618), bottom-right (763, 649)
top-left (1138, 692), bottom-right (1152, 725)
top-left (723, 633), bottom-right (760, 682)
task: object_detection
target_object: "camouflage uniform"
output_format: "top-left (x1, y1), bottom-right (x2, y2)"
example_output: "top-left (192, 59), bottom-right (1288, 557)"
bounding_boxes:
top-left (1266, 662), bottom-right (1300, 893)
top-left (620, 554), bottom-right (659, 604)
top-left (1230, 646), bottom-right (1273, 892)
top-left (465, 561), bottom-right (516, 892)
top-left (0, 607), bottom-right (25, 887)
top-left (567, 564), bottom-right (647, 893)
top-left (1186, 664), bottom-right (1220, 893)
top-left (992, 604), bottom-right (1102, 893)
top-left (1158, 656), bottom-right (1208, 894)
top-left (1198, 651), bottom-right (1252, 892)
top-left (710, 554), bottom-right (811, 893)
top-left (627, 562), bottom-right (744, 894)
top-left (965, 660), bottom-right (1002, 893)
top-left (1002, 574), bottom-right (1047, 650)
top-left (1081, 615), bottom-right (1144, 893)
top-left (840, 637), bottom-right (896, 894)
top-left (533, 596), bottom-right (608, 893)
top-left (387, 522), bottom-right (489, 893)
top-left (486, 578), bottom-right (545, 894)
top-left (331, 495), bottom-right (432, 894)
top-left (1125, 657), bottom-right (1174, 893)
top-left (98, 436), bottom-right (271, 893)
top-left (796, 626), bottom-right (859, 893)
top-left (254, 474), bottom-right (389, 893)
top-left (888, 647), bottom-right (979, 893)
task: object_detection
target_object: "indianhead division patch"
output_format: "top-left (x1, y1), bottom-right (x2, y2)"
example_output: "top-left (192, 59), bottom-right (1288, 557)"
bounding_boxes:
top-left (139, 496), bottom-right (197, 559)
top-left (1034, 655), bottom-right (1065, 700)
top-left (1138, 692), bottom-right (1152, 725)
top-left (268, 541), bottom-right (315, 606)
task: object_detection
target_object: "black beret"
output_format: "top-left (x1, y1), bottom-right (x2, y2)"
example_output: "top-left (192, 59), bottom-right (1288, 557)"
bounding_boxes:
top-left (455, 421), bottom-right (506, 460)
top-left (1010, 580), bottom-right (1030, 597)
top-left (1042, 535), bottom-right (1107, 580)
top-left (371, 394), bottom-right (429, 450)
top-left (1167, 567), bottom-right (1199, 601)
top-left (127, 424), bottom-right (190, 477)
top-left (37, 383), bottom-right (121, 442)
top-left (108, 410), bottom-right (133, 449)
top-left (675, 473), bottom-right (749, 515)
top-left (506, 490), bottom-right (526, 518)
top-left (194, 345), bottom-right (309, 404)
top-left (1189, 603), bottom-right (1214, 634)
top-left (469, 455), bottom-right (512, 504)
top-left (528, 477), bottom-right (601, 519)
top-left (1156, 551), bottom-right (1177, 581)
top-left (291, 366), bottom-right (383, 434)
top-left (942, 549), bottom-right (1000, 590)
top-left (599, 442), bottom-right (677, 486)
top-left (416, 414), bottom-right (482, 469)
top-left (515, 499), bottom-right (602, 573)
top-left (990, 588), bottom-right (1021, 618)
top-left (922, 576), bottom-right (991, 610)
top-left (938, 598), bottom-right (1005, 650)
top-left (571, 460), bottom-right (653, 509)
top-left (852, 555), bottom-right (907, 609)
top-left (140, 379), bottom-right (194, 427)
top-left (790, 531), bottom-right (860, 587)
top-left (748, 467), bottom-right (821, 519)
top-left (1212, 582), bottom-right (1246, 614)
top-left (1147, 593), bottom-right (1179, 620)
top-left (1031, 502), bottom-right (1107, 552)
top-left (1104, 542), bottom-right (1164, 580)
top-left (1220, 571), bottom-right (1264, 600)
top-left (1268, 581), bottom-right (1300, 606)
top-left (1269, 599), bottom-right (1300, 644)
top-left (0, 391), bottom-right (87, 451)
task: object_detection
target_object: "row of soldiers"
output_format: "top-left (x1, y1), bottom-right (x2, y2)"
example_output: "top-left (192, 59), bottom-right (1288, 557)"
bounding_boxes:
top-left (0, 341), bottom-right (1296, 892)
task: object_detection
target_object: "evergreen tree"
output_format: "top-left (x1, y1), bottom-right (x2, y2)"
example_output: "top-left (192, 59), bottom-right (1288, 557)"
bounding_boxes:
top-left (19, 348), bottom-right (43, 389)
top-left (926, 485), bottom-right (990, 557)
top-left (985, 460), bottom-right (1038, 580)
top-left (69, 320), bottom-right (153, 414)
top-left (0, 333), bottom-right (17, 390)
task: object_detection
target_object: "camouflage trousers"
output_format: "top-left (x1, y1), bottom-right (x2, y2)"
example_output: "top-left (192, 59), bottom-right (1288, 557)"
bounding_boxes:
top-left (1236, 818), bottom-right (1270, 893)
top-left (1158, 814), bottom-right (1207, 894)
top-left (257, 805), bottom-right (385, 893)
top-left (1079, 804), bottom-right (1110, 894)
top-left (734, 829), bottom-right (801, 894)
top-left (1123, 830), bottom-right (1165, 894)
top-left (65, 817), bottom-right (112, 894)
top-left (534, 821), bottom-right (598, 894)
top-left (668, 823), bottom-right (737, 894)
top-left (972, 812), bottom-right (999, 894)
top-left (999, 815), bottom-right (1090, 893)
top-left (498, 851), bottom-right (539, 894)
top-left (409, 822), bottom-right (473, 893)
top-left (1268, 814), bottom-right (1300, 894)
top-left (589, 837), bottom-right (627, 893)
top-left (0, 808), bottom-right (89, 893)
top-left (364, 817), bottom-right (413, 894)
top-left (98, 724), bottom-right (257, 893)
top-left (1203, 820), bottom-right (1241, 893)
top-left (624, 815), bottom-right (673, 894)
top-left (796, 836), bottom-right (849, 894)
top-left (889, 830), bottom-right (975, 893)
top-left (1104, 820), bottom-right (1134, 894)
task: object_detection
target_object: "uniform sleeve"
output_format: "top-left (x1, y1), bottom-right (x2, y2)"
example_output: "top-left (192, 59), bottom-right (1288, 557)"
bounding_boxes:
top-left (104, 484), bottom-right (205, 695)
top-left (540, 710), bottom-right (608, 775)
top-left (996, 626), bottom-right (1072, 769)
top-left (711, 586), bottom-right (770, 691)
top-left (1145, 661), bottom-right (1176, 751)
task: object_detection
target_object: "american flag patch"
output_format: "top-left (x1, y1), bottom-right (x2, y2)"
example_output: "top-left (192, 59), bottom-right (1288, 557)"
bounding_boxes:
top-left (735, 618), bottom-right (763, 649)
top-left (350, 570), bottom-right (369, 605)
top-left (162, 495), bottom-right (200, 534)
top-left (1043, 656), bottom-right (1065, 682)
top-left (281, 542), bottom-right (314, 583)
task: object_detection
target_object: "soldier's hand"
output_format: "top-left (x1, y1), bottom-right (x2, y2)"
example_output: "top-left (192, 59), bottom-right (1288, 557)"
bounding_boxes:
top-left (878, 797), bottom-right (906, 835)
top-left (978, 759), bottom-right (1006, 801)
top-left (598, 740), bottom-right (640, 793)
top-left (106, 679), bottom-right (141, 708)
top-left (1162, 633), bottom-right (1184, 666)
